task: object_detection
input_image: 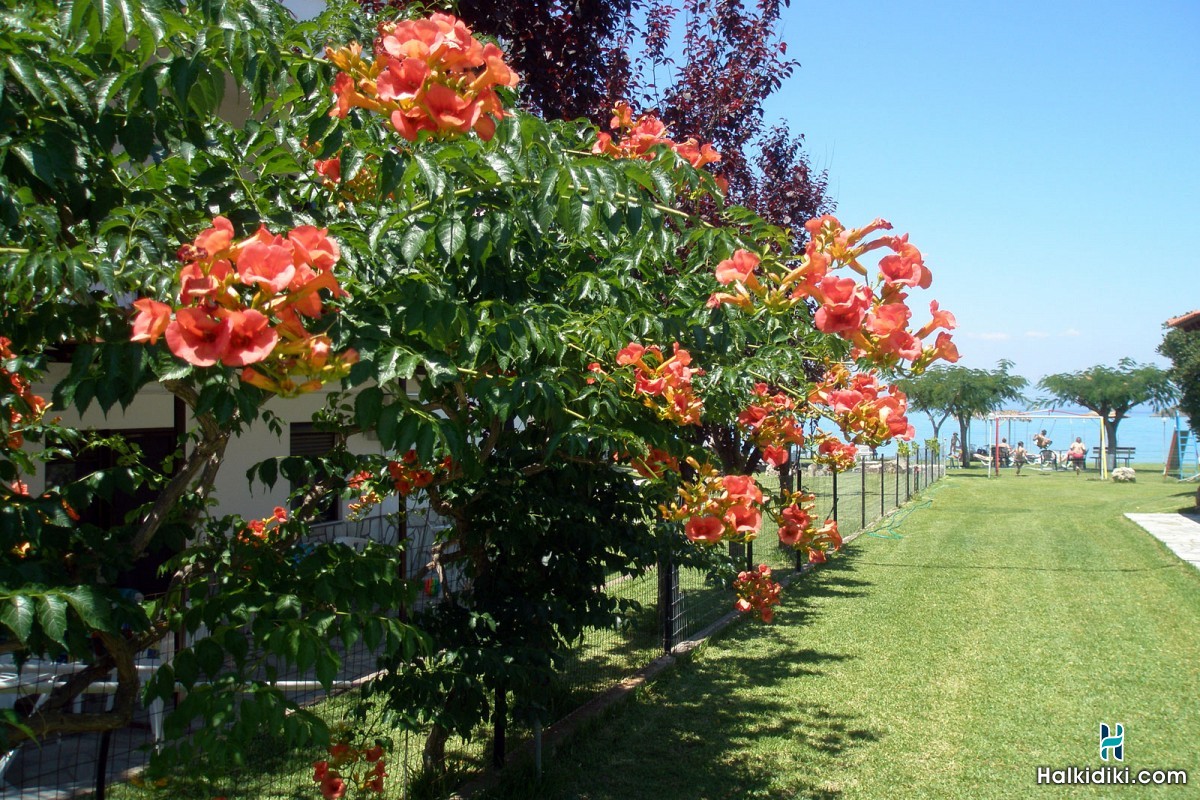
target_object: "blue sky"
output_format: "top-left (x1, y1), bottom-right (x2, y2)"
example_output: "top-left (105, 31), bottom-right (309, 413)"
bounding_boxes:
top-left (763, 0), bottom-right (1200, 382)
top-left (285, 0), bottom-right (1198, 384)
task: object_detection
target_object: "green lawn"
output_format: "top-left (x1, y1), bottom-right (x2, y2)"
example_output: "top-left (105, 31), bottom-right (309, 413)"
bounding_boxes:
top-left (484, 466), bottom-right (1200, 799)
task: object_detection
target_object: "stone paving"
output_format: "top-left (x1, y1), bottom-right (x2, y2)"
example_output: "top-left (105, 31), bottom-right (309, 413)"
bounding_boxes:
top-left (1125, 511), bottom-right (1200, 569)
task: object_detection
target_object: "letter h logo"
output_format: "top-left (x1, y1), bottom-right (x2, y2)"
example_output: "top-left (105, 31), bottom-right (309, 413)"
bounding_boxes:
top-left (1099, 723), bottom-right (1124, 761)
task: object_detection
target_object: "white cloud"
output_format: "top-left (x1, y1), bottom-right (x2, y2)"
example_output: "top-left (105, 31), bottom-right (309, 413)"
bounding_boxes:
top-left (1062, 328), bottom-right (1082, 337)
top-left (1024, 330), bottom-right (1050, 339)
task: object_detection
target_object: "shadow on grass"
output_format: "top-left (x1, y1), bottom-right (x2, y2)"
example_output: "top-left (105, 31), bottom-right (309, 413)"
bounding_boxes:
top-left (484, 642), bottom-right (878, 800)
top-left (482, 552), bottom-right (883, 799)
top-left (556, 553), bottom-right (871, 720)
top-left (795, 548), bottom-right (873, 601)
top-left (767, 548), bottom-right (873, 635)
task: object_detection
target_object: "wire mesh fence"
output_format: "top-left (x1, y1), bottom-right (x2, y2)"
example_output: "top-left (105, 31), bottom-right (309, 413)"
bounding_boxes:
top-left (2, 450), bottom-right (945, 799)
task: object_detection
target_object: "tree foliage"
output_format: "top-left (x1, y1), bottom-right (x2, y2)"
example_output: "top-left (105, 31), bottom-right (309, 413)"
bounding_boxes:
top-left (898, 363), bottom-right (1027, 467)
top-left (366, 0), bottom-right (834, 485)
top-left (1159, 327), bottom-right (1200, 435)
top-left (0, 0), bottom-right (958, 786)
top-left (1039, 359), bottom-right (1177, 454)
top-left (372, 0), bottom-right (831, 242)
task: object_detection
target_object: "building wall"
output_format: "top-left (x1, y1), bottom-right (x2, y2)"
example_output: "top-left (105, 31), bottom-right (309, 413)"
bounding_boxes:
top-left (27, 366), bottom-right (402, 523)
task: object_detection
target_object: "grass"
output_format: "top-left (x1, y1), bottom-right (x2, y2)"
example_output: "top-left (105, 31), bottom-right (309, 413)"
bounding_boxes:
top-left (483, 466), bottom-right (1200, 799)
top-left (93, 462), bottom-right (943, 799)
top-left (105, 693), bottom-right (484, 800)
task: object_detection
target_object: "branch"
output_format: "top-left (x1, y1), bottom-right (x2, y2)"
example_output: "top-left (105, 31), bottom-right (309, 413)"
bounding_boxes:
top-left (128, 381), bottom-right (231, 557)
top-left (8, 626), bottom-right (160, 747)
top-left (477, 417), bottom-right (504, 465)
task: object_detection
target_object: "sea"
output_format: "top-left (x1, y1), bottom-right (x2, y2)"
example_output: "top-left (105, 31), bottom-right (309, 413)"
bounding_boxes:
top-left (879, 408), bottom-right (1197, 469)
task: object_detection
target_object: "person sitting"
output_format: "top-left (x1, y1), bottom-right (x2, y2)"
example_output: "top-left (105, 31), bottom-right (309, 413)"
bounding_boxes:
top-left (1013, 441), bottom-right (1029, 476)
top-left (1033, 429), bottom-right (1055, 466)
top-left (997, 438), bottom-right (1012, 466)
top-left (1066, 437), bottom-right (1087, 473)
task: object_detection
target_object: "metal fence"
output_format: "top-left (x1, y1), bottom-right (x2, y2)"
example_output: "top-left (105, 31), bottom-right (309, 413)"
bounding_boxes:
top-left (1, 450), bottom-right (945, 799)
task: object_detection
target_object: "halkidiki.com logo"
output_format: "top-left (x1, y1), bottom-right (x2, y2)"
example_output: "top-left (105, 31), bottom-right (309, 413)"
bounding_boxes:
top-left (1035, 724), bottom-right (1188, 786)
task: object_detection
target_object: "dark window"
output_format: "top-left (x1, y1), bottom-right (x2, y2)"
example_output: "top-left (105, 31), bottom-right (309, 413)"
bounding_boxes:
top-left (46, 428), bottom-right (180, 595)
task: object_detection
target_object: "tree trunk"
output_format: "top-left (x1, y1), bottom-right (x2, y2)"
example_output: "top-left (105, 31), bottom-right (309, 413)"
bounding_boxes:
top-left (706, 423), bottom-right (746, 474)
top-left (1104, 416), bottom-right (1120, 470)
top-left (423, 722), bottom-right (450, 774)
top-left (924, 411), bottom-right (951, 442)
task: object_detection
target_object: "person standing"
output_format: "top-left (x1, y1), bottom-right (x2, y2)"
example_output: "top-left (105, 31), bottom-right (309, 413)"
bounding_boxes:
top-left (950, 432), bottom-right (959, 466)
top-left (1013, 441), bottom-right (1028, 476)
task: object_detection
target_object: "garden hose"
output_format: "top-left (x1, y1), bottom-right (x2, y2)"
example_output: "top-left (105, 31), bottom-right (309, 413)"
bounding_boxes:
top-left (865, 478), bottom-right (946, 539)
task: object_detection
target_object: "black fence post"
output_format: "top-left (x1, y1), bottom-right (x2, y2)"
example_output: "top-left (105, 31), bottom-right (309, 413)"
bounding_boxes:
top-left (905, 452), bottom-right (911, 501)
top-left (860, 456), bottom-right (867, 529)
top-left (883, 455), bottom-right (892, 520)
top-left (95, 730), bottom-right (113, 800)
top-left (659, 548), bottom-right (679, 653)
top-left (795, 465), bottom-right (804, 569)
top-left (894, 455), bottom-right (900, 510)
top-left (831, 469), bottom-right (839, 523)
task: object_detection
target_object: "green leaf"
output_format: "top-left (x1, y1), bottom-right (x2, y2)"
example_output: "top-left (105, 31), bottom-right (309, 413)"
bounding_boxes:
top-left (341, 147), bottom-right (365, 184)
top-left (563, 192), bottom-right (592, 235)
top-left (377, 349), bottom-right (421, 385)
top-left (379, 151), bottom-right (404, 200)
top-left (355, 386), bottom-right (384, 430)
top-left (5, 55), bottom-right (43, 104)
top-left (65, 0), bottom-right (96, 38)
top-left (32, 64), bottom-right (70, 111)
top-left (376, 402), bottom-right (400, 450)
top-left (315, 647), bottom-right (340, 690)
top-left (118, 119), bottom-right (155, 163)
top-left (414, 421), bottom-right (437, 464)
top-left (1, 595), bottom-right (34, 641)
top-left (649, 165), bottom-right (675, 203)
top-left (412, 153), bottom-right (444, 195)
top-left (295, 629), bottom-right (315, 672)
top-left (36, 595), bottom-right (69, 645)
top-left (251, 457), bottom-right (278, 491)
top-left (194, 636), bottom-right (224, 678)
top-left (110, 0), bottom-right (135, 38)
top-left (537, 165), bottom-right (562, 205)
top-left (482, 151), bottom-right (514, 184)
top-left (391, 412), bottom-right (421, 454)
top-left (63, 586), bottom-right (109, 628)
top-left (435, 215), bottom-right (466, 259)
top-left (400, 222), bottom-right (430, 264)
top-left (422, 354), bottom-right (456, 386)
top-left (467, 215), bottom-right (490, 263)
top-left (626, 203), bottom-right (643, 234)
top-left (173, 649), bottom-right (198, 688)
